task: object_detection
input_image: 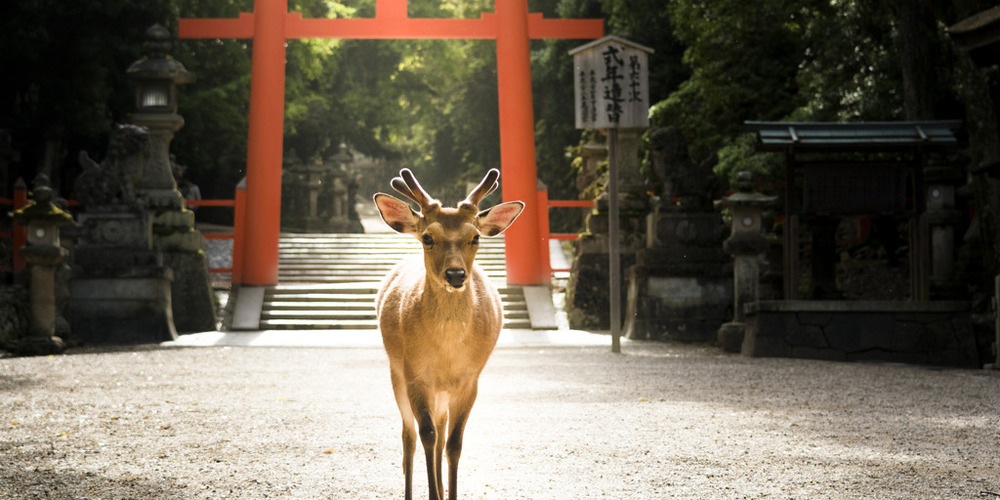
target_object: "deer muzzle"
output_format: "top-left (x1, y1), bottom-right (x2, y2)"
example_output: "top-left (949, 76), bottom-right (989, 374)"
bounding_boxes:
top-left (444, 268), bottom-right (466, 289)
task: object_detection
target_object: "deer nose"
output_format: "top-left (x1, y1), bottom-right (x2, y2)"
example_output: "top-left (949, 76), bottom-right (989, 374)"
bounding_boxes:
top-left (444, 268), bottom-right (466, 288)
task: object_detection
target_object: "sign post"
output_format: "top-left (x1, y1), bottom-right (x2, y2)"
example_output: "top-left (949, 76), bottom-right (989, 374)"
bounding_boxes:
top-left (570, 36), bottom-right (653, 353)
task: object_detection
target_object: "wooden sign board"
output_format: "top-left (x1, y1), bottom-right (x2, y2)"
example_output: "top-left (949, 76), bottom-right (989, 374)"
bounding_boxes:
top-left (570, 35), bottom-right (654, 130)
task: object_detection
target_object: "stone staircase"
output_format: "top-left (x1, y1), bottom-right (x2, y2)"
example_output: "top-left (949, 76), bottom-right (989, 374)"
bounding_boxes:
top-left (257, 233), bottom-right (531, 330)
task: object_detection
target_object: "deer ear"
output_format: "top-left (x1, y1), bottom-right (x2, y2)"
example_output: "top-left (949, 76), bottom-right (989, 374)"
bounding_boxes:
top-left (374, 193), bottom-right (420, 234)
top-left (477, 201), bottom-right (524, 236)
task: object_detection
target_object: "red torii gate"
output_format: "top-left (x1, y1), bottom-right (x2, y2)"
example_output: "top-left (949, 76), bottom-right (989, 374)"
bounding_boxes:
top-left (179, 0), bottom-right (603, 286)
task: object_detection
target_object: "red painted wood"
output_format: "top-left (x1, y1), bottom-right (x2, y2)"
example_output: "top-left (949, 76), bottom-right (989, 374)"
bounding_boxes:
top-left (178, 0), bottom-right (602, 285)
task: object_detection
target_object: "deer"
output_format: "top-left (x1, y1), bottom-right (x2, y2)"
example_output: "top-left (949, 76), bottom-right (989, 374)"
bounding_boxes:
top-left (373, 168), bottom-right (523, 500)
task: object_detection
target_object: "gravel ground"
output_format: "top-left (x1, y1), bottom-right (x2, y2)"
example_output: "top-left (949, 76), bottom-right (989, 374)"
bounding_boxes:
top-left (2, 341), bottom-right (999, 499)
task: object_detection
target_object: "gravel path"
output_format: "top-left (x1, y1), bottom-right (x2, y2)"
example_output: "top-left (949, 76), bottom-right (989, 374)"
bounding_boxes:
top-left (2, 341), bottom-right (999, 499)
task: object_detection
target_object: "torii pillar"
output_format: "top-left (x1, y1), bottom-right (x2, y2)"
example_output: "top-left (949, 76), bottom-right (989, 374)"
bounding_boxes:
top-left (179, 0), bottom-right (603, 285)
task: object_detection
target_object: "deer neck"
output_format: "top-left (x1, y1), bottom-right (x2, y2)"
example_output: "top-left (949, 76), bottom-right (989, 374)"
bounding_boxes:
top-left (420, 271), bottom-right (477, 325)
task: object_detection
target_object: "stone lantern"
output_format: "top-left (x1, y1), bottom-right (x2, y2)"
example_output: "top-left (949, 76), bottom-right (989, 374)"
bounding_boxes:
top-left (126, 24), bottom-right (217, 333)
top-left (13, 175), bottom-right (73, 355)
top-left (716, 171), bottom-right (777, 352)
top-left (127, 24), bottom-right (194, 196)
top-left (326, 143), bottom-right (353, 231)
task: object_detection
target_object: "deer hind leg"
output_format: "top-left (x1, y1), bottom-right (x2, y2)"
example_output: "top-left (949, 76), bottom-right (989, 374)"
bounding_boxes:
top-left (446, 383), bottom-right (479, 500)
top-left (391, 371), bottom-right (417, 500)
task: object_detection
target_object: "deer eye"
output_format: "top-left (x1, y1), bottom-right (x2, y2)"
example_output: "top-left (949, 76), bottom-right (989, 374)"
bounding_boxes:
top-left (471, 235), bottom-right (480, 246)
top-left (422, 234), bottom-right (434, 246)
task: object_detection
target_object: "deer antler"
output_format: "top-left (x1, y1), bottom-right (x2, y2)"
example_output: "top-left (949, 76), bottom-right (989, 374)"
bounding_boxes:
top-left (460, 168), bottom-right (500, 210)
top-left (390, 168), bottom-right (439, 212)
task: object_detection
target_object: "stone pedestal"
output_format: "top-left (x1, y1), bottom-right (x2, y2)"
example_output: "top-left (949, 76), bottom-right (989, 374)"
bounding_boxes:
top-left (132, 115), bottom-right (217, 333)
top-left (20, 245), bottom-right (68, 354)
top-left (70, 271), bottom-right (175, 344)
top-left (623, 211), bottom-right (731, 342)
top-left (70, 211), bottom-right (177, 344)
top-left (566, 232), bottom-right (642, 330)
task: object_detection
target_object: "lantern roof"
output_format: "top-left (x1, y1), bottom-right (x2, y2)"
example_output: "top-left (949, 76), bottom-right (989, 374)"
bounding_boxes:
top-left (126, 24), bottom-right (194, 84)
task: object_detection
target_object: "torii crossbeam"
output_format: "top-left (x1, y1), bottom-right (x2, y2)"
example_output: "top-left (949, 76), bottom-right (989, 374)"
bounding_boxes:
top-left (179, 0), bottom-right (603, 286)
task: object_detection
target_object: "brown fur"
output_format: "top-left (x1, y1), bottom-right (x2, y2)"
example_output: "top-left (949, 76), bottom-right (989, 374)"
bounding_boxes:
top-left (374, 169), bottom-right (522, 500)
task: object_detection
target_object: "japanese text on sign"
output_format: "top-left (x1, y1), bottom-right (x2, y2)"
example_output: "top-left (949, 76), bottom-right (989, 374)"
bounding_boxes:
top-left (571, 36), bottom-right (652, 129)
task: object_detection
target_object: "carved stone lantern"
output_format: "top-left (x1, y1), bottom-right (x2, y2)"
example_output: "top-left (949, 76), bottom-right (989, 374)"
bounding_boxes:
top-left (127, 24), bottom-right (194, 195)
top-left (715, 171), bottom-right (777, 352)
top-left (13, 175), bottom-right (73, 355)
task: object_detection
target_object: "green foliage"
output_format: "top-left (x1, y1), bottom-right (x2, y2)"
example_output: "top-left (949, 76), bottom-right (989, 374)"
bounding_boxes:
top-left (2, 0), bottom-right (981, 211)
top-left (655, 0), bottom-right (817, 168)
top-left (655, 0), bottom-right (970, 186)
top-left (0, 0), bottom-right (175, 190)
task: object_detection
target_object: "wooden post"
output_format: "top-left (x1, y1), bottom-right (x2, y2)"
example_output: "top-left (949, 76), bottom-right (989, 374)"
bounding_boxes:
top-left (240, 0), bottom-right (286, 285)
top-left (536, 183), bottom-right (552, 279)
top-left (608, 129), bottom-right (621, 353)
top-left (496, 0), bottom-right (544, 285)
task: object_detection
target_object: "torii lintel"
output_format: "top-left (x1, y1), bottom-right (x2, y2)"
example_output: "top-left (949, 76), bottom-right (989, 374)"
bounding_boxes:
top-left (180, 11), bottom-right (602, 40)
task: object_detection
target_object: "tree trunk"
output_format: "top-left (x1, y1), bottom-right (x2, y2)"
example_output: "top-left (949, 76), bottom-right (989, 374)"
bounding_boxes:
top-left (893, 0), bottom-right (937, 120)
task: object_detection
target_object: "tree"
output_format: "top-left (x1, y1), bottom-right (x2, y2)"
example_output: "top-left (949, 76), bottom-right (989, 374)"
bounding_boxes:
top-left (0, 0), bottom-right (175, 193)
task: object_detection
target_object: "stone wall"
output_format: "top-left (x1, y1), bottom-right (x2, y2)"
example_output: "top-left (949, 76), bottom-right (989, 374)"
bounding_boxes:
top-left (743, 300), bottom-right (979, 367)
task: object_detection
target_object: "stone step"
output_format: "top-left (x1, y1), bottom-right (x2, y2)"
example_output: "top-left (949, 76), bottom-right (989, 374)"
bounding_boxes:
top-left (259, 318), bottom-right (380, 329)
top-left (247, 232), bottom-right (532, 331)
top-left (262, 299), bottom-right (528, 310)
top-left (277, 264), bottom-right (508, 272)
top-left (257, 317), bottom-right (532, 330)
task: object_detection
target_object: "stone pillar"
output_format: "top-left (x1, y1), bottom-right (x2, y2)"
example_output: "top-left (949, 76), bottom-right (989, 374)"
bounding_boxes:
top-left (924, 163), bottom-right (964, 298)
top-left (716, 172), bottom-right (777, 352)
top-left (614, 129), bottom-right (645, 192)
top-left (303, 162), bottom-right (326, 230)
top-left (325, 144), bottom-right (363, 233)
top-left (281, 152), bottom-right (305, 229)
top-left (13, 176), bottom-right (73, 355)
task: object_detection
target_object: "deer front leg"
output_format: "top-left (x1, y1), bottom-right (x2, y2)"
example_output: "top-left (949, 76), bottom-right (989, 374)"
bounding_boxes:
top-left (434, 411), bottom-right (448, 497)
top-left (446, 383), bottom-right (479, 500)
top-left (410, 387), bottom-right (443, 500)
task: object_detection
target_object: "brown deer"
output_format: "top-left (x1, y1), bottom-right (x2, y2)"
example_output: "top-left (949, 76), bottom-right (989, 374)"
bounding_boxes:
top-left (373, 168), bottom-right (523, 500)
